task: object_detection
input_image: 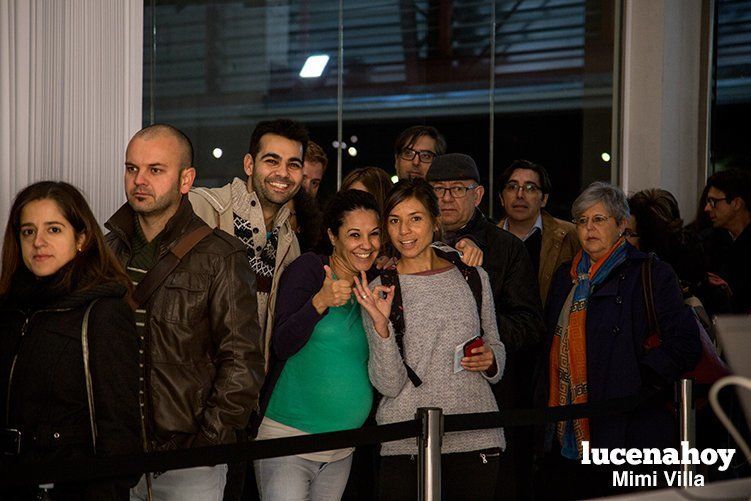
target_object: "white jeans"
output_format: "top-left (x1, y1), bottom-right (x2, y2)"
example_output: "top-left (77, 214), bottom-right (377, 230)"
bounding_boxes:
top-left (129, 464), bottom-right (228, 501)
top-left (254, 454), bottom-right (353, 501)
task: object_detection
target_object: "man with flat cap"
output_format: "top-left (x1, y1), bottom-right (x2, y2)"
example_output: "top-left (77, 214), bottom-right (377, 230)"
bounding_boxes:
top-left (427, 153), bottom-right (544, 500)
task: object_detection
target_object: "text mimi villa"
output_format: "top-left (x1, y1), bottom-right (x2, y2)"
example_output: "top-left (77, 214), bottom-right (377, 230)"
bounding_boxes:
top-left (581, 441), bottom-right (736, 488)
top-left (613, 470), bottom-right (703, 487)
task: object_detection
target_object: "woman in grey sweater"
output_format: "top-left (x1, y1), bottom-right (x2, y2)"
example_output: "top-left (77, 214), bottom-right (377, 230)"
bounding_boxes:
top-left (354, 179), bottom-right (506, 500)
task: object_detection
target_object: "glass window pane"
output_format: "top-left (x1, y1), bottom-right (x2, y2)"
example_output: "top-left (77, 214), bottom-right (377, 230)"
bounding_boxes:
top-left (491, 0), bottom-right (615, 219)
top-left (144, 1), bottom-right (340, 187)
top-left (711, 0), bottom-right (751, 174)
top-left (145, 0), bottom-right (616, 217)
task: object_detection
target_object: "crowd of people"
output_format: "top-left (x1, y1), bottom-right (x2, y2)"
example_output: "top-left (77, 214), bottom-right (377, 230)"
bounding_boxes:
top-left (0, 118), bottom-right (749, 501)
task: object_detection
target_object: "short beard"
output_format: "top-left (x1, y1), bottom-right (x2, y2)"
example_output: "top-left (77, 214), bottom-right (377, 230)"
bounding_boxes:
top-left (252, 173), bottom-right (298, 209)
top-left (129, 186), bottom-right (182, 219)
top-left (132, 200), bottom-right (174, 218)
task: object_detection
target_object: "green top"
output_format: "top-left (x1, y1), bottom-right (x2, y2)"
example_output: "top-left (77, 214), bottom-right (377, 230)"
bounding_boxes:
top-left (266, 298), bottom-right (373, 433)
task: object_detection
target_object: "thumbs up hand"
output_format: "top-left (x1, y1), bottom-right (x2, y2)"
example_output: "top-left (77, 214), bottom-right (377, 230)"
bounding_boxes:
top-left (312, 265), bottom-right (353, 314)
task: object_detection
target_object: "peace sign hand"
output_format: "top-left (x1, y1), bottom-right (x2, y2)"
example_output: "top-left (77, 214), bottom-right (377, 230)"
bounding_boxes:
top-left (353, 271), bottom-right (395, 339)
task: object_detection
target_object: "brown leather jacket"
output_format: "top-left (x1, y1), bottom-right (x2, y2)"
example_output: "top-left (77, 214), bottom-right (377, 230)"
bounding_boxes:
top-left (105, 197), bottom-right (264, 451)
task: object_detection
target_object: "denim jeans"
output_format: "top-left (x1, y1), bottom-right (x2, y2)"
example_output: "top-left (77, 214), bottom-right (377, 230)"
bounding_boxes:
top-left (253, 454), bottom-right (353, 501)
top-left (129, 464), bottom-right (228, 501)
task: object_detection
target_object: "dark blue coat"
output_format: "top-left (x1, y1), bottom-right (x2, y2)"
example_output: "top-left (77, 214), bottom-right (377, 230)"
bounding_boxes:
top-left (538, 244), bottom-right (701, 450)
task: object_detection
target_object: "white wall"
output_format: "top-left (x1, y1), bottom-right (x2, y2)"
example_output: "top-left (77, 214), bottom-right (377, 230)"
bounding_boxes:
top-left (0, 0), bottom-right (142, 228)
top-left (620, 0), bottom-right (709, 219)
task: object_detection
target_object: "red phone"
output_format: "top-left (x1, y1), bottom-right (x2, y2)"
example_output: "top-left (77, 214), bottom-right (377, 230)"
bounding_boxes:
top-left (463, 336), bottom-right (484, 357)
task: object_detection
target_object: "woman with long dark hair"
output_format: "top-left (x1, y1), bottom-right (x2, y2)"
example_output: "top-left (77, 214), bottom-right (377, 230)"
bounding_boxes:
top-left (627, 188), bottom-right (731, 316)
top-left (252, 190), bottom-right (382, 501)
top-left (0, 181), bottom-right (140, 500)
top-left (355, 178), bottom-right (505, 500)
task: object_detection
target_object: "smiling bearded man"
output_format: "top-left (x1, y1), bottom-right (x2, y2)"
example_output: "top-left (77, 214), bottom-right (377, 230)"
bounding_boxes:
top-left (190, 119), bottom-right (308, 364)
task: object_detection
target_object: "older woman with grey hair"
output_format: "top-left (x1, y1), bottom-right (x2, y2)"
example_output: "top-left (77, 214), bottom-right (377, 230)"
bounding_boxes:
top-left (535, 182), bottom-right (701, 499)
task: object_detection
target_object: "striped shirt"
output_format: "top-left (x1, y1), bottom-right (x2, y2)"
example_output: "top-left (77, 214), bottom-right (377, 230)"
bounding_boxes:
top-left (126, 222), bottom-right (160, 336)
top-left (126, 220), bottom-right (161, 431)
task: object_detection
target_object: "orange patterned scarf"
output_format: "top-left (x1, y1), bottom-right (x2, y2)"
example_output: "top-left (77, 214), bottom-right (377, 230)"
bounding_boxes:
top-left (548, 237), bottom-right (627, 459)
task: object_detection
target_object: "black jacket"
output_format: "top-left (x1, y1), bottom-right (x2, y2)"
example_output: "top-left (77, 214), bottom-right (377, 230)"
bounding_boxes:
top-left (0, 279), bottom-right (141, 499)
top-left (445, 209), bottom-right (545, 354)
top-left (706, 224), bottom-right (751, 314)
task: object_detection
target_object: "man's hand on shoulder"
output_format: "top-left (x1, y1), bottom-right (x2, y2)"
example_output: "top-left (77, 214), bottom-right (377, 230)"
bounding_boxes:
top-left (456, 238), bottom-right (483, 267)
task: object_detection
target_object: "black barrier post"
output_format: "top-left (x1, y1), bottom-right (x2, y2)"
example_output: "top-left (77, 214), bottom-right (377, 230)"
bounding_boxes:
top-left (417, 408), bottom-right (443, 501)
top-left (678, 378), bottom-right (696, 484)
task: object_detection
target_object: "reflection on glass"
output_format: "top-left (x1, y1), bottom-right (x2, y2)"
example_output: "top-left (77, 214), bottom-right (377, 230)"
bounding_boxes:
top-left (144, 0), bottom-right (616, 215)
top-left (711, 0), bottom-right (751, 173)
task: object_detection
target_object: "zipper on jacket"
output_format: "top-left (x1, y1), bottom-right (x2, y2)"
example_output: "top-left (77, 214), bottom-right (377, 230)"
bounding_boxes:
top-left (480, 451), bottom-right (501, 464)
top-left (5, 308), bottom-right (72, 423)
top-left (6, 316), bottom-right (29, 423)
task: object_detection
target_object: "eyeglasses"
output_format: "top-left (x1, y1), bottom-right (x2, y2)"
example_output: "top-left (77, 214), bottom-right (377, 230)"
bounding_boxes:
top-left (572, 214), bottom-right (611, 227)
top-left (623, 228), bottom-right (639, 238)
top-left (706, 196), bottom-right (729, 208)
top-left (433, 184), bottom-right (479, 198)
top-left (504, 181), bottom-right (541, 194)
top-left (399, 147), bottom-right (436, 164)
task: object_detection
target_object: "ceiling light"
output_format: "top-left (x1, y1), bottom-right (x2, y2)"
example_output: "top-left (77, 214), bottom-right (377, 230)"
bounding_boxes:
top-left (212, 148), bottom-right (223, 159)
top-left (300, 55), bottom-right (329, 78)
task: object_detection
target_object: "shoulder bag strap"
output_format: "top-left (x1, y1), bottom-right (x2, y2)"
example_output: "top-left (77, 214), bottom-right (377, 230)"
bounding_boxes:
top-left (433, 245), bottom-right (485, 337)
top-left (131, 225), bottom-right (213, 309)
top-left (641, 254), bottom-right (660, 345)
top-left (380, 267), bottom-right (422, 387)
top-left (463, 267), bottom-right (485, 337)
top-left (81, 298), bottom-right (101, 454)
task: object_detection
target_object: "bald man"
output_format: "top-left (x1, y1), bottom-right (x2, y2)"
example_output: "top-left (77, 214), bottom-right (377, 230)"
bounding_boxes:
top-left (105, 124), bottom-right (264, 501)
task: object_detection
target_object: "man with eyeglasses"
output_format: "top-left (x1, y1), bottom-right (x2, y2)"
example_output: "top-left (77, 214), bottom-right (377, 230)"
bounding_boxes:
top-left (427, 153), bottom-right (545, 501)
top-left (496, 159), bottom-right (579, 306)
top-left (703, 168), bottom-right (751, 313)
top-left (393, 125), bottom-right (446, 180)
